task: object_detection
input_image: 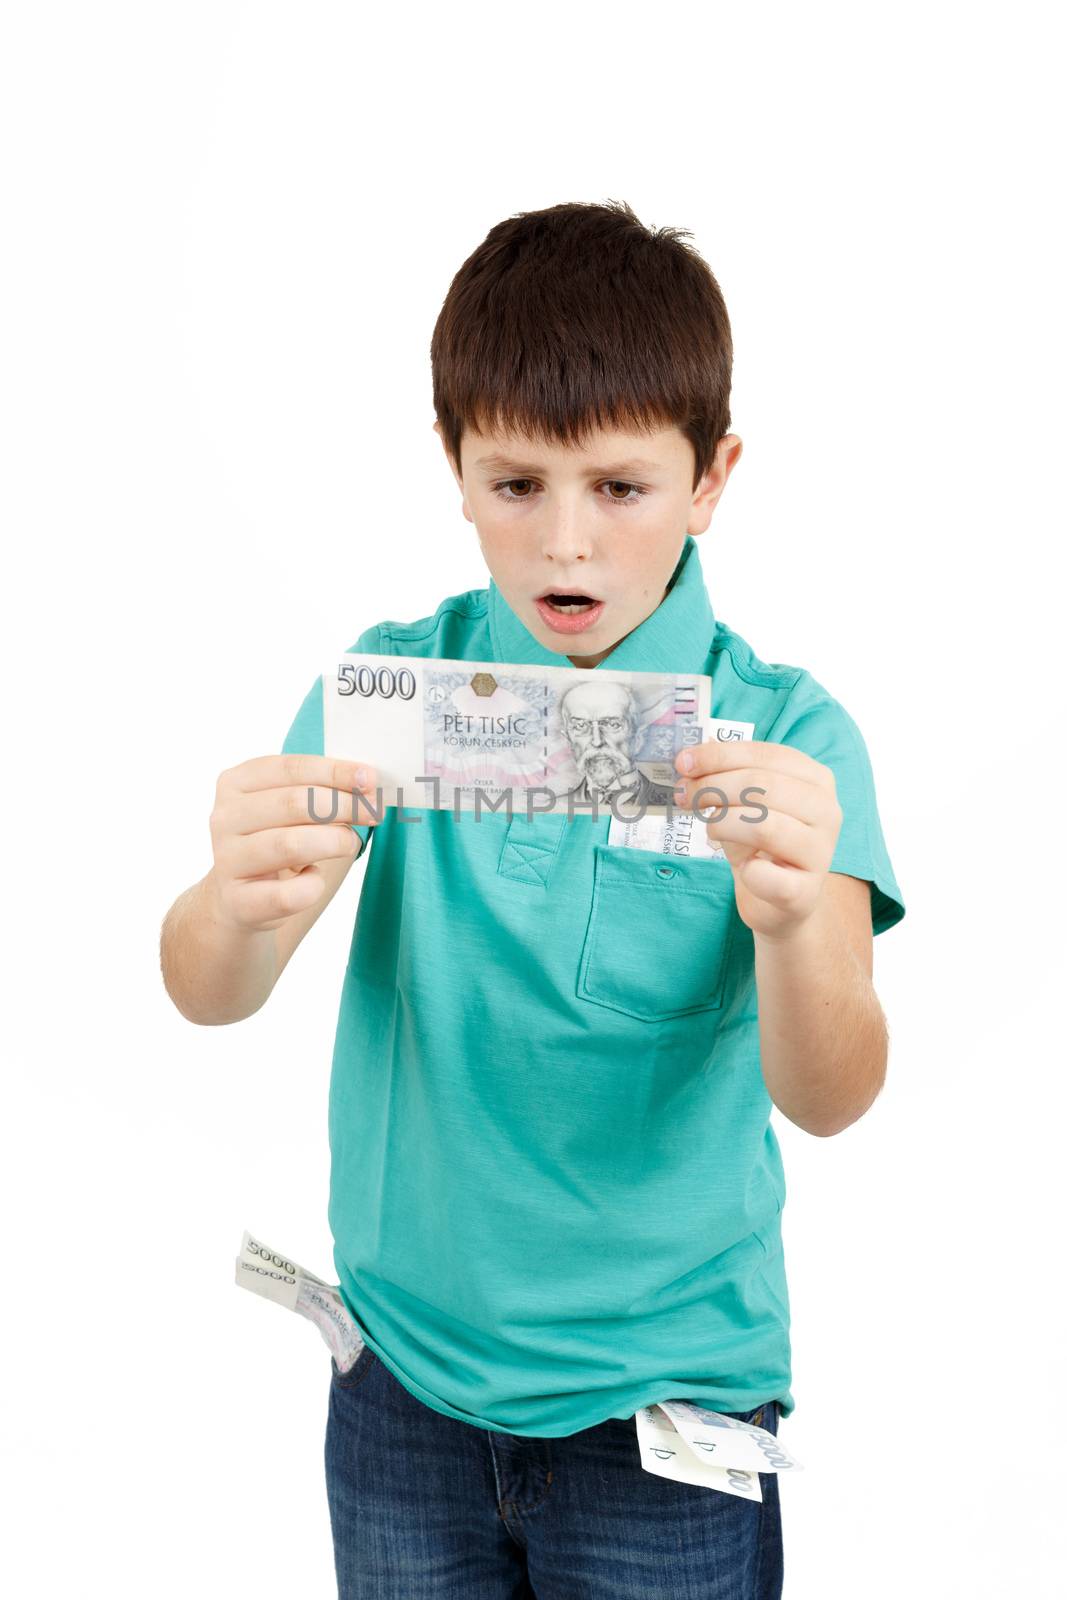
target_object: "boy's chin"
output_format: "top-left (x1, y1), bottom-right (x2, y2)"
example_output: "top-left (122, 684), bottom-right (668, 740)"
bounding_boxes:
top-left (527, 608), bottom-right (627, 666)
top-left (564, 641), bottom-right (620, 669)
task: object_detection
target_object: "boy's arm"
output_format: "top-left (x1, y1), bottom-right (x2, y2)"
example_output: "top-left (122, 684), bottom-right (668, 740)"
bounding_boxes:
top-left (672, 735), bottom-right (897, 1137)
top-left (752, 872), bottom-right (888, 1137)
top-left (160, 845), bottom-right (362, 1025)
top-left (161, 869), bottom-right (280, 1026)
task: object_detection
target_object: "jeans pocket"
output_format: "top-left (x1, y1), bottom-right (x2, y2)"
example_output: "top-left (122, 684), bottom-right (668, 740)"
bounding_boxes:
top-left (725, 1399), bottom-right (779, 1433)
top-left (331, 1341), bottom-right (376, 1389)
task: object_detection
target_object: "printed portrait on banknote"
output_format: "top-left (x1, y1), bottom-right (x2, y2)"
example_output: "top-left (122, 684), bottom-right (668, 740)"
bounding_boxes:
top-left (421, 666), bottom-right (703, 813)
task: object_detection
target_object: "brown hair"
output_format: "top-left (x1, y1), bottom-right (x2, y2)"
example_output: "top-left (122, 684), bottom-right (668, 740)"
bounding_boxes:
top-left (430, 198), bottom-right (733, 493)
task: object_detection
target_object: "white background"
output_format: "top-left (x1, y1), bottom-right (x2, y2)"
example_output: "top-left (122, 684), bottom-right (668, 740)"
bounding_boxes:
top-left (4, 3), bottom-right (1064, 1595)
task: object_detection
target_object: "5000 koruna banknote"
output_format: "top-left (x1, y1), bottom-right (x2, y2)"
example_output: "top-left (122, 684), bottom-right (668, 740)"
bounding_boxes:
top-left (235, 1229), bottom-right (366, 1374)
top-left (635, 1400), bottom-right (802, 1500)
top-left (320, 653), bottom-right (712, 822)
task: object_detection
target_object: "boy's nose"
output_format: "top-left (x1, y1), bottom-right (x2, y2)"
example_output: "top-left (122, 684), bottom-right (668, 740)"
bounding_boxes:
top-left (540, 512), bottom-right (594, 566)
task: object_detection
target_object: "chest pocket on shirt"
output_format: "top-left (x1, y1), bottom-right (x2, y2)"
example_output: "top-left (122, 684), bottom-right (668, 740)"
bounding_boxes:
top-left (577, 843), bottom-right (738, 1022)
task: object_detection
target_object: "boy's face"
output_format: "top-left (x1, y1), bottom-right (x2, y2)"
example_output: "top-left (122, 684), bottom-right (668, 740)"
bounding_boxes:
top-left (435, 418), bottom-right (741, 668)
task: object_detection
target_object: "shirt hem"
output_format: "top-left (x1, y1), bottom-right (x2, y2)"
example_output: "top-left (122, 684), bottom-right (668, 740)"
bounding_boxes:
top-left (350, 1328), bottom-right (794, 1437)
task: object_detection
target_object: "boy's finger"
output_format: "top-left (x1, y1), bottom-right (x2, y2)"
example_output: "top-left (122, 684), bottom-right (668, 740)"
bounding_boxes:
top-left (229, 784), bottom-right (369, 835)
top-left (694, 806), bottom-right (821, 872)
top-left (671, 769), bottom-right (828, 826)
top-left (675, 739), bottom-right (832, 787)
top-left (228, 868), bottom-right (329, 925)
top-left (227, 754), bottom-right (377, 795)
top-left (230, 824), bottom-right (364, 880)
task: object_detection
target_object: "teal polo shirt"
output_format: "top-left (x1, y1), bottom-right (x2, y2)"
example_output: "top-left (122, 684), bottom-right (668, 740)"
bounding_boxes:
top-left (282, 534), bottom-right (905, 1436)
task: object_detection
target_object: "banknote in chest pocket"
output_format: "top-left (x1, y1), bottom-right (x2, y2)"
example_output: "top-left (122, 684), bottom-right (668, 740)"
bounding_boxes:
top-left (577, 842), bottom-right (738, 1022)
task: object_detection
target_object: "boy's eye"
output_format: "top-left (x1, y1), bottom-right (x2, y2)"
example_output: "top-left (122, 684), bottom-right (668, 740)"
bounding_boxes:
top-left (490, 479), bottom-right (648, 505)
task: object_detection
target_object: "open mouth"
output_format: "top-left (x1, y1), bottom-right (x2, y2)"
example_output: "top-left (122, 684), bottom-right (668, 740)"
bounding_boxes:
top-left (541, 593), bottom-right (599, 614)
top-left (534, 590), bottom-right (605, 635)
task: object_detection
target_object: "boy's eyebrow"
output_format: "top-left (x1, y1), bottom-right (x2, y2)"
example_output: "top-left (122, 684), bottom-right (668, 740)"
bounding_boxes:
top-left (473, 452), bottom-right (663, 476)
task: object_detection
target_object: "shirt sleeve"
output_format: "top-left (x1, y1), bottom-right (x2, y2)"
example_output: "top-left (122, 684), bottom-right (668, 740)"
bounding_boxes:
top-left (770, 691), bottom-right (905, 936)
top-left (280, 623), bottom-right (383, 859)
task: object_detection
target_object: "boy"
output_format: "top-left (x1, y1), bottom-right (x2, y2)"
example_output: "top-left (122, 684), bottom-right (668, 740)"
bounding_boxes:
top-left (161, 199), bottom-right (905, 1599)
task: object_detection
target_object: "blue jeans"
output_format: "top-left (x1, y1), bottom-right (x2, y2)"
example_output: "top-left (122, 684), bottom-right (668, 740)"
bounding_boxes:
top-left (324, 1344), bottom-right (784, 1599)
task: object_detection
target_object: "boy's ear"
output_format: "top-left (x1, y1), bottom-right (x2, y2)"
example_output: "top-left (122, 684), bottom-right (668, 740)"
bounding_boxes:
top-left (689, 433), bottom-right (743, 535)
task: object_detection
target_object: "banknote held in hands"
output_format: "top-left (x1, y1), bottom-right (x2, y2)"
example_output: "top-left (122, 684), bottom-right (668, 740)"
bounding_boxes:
top-left (321, 653), bottom-right (712, 821)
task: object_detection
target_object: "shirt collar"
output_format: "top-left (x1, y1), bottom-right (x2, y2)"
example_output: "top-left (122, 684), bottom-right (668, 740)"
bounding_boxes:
top-left (487, 534), bottom-right (716, 677)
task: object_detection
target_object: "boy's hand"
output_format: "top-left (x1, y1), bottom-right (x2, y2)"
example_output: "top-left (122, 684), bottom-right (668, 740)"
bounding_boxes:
top-left (208, 755), bottom-right (379, 934)
top-left (672, 740), bottom-right (843, 942)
